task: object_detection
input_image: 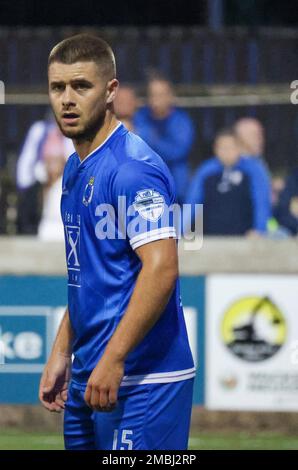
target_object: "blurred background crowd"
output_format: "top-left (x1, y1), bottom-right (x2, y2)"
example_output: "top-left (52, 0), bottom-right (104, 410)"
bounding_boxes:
top-left (2, 70), bottom-right (297, 242)
top-left (12, 77), bottom-right (278, 240)
top-left (0, 2), bottom-right (298, 241)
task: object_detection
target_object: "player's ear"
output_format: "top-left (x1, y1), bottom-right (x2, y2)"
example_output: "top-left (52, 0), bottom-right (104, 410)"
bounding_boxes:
top-left (106, 79), bottom-right (119, 104)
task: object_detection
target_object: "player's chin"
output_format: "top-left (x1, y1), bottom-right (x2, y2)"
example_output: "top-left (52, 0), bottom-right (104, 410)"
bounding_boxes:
top-left (60, 126), bottom-right (82, 139)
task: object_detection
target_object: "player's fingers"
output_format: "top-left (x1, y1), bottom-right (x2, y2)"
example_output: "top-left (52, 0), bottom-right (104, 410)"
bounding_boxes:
top-left (38, 387), bottom-right (46, 403)
top-left (42, 376), bottom-right (56, 394)
top-left (40, 398), bottom-right (52, 410)
top-left (46, 391), bottom-right (63, 412)
top-left (108, 387), bottom-right (118, 408)
top-left (84, 384), bottom-right (92, 407)
top-left (54, 393), bottom-right (66, 409)
top-left (51, 406), bottom-right (63, 413)
top-left (39, 375), bottom-right (49, 401)
top-left (61, 388), bottom-right (68, 402)
top-left (39, 388), bottom-right (53, 405)
top-left (46, 392), bottom-right (63, 412)
top-left (40, 394), bottom-right (59, 412)
top-left (46, 392), bottom-right (55, 403)
top-left (48, 401), bottom-right (63, 413)
top-left (90, 387), bottom-right (102, 410)
top-left (99, 387), bottom-right (109, 409)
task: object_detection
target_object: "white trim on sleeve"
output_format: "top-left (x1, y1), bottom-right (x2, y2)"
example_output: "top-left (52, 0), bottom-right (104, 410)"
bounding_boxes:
top-left (130, 227), bottom-right (177, 250)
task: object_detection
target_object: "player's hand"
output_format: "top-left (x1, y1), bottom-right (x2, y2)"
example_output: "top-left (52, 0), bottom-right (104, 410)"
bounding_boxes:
top-left (84, 353), bottom-right (124, 412)
top-left (39, 352), bottom-right (72, 413)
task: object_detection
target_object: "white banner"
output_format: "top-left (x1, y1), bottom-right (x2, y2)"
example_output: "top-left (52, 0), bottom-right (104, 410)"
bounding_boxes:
top-left (206, 275), bottom-right (298, 411)
top-left (184, 307), bottom-right (198, 367)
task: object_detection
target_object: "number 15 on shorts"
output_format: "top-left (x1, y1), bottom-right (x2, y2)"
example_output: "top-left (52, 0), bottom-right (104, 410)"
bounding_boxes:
top-left (113, 429), bottom-right (134, 450)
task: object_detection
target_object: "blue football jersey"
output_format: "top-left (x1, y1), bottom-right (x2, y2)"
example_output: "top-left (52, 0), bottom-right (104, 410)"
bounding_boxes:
top-left (61, 123), bottom-right (195, 388)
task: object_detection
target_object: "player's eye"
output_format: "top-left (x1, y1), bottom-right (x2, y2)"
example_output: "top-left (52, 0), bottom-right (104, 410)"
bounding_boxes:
top-left (74, 82), bottom-right (92, 91)
top-left (51, 83), bottom-right (64, 92)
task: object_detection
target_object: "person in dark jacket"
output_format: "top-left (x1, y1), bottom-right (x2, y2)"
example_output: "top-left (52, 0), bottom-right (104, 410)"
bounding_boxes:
top-left (134, 74), bottom-right (194, 204)
top-left (186, 129), bottom-right (271, 236)
top-left (274, 168), bottom-right (298, 235)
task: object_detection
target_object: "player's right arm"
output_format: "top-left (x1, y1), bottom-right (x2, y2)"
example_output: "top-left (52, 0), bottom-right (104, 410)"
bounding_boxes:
top-left (39, 307), bottom-right (73, 412)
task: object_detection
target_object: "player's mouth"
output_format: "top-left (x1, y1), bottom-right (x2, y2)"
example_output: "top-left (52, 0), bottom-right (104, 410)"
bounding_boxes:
top-left (61, 112), bottom-right (80, 125)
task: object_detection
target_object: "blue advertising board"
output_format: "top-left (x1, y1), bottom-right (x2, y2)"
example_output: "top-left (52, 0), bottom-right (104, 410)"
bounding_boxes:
top-left (0, 275), bottom-right (205, 405)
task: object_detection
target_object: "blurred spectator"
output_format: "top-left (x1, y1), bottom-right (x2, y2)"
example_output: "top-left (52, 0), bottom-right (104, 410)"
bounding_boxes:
top-left (16, 110), bottom-right (73, 234)
top-left (186, 128), bottom-right (271, 236)
top-left (114, 85), bottom-right (139, 131)
top-left (271, 173), bottom-right (286, 209)
top-left (274, 168), bottom-right (298, 235)
top-left (234, 117), bottom-right (272, 234)
top-left (134, 74), bottom-right (194, 203)
top-left (234, 117), bottom-right (265, 158)
top-left (37, 146), bottom-right (65, 241)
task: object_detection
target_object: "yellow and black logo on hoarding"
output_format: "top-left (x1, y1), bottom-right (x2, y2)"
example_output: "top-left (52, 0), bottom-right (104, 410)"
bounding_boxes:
top-left (221, 296), bottom-right (287, 362)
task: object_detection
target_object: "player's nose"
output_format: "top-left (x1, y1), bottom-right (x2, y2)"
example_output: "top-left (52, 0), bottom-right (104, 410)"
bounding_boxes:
top-left (62, 85), bottom-right (76, 108)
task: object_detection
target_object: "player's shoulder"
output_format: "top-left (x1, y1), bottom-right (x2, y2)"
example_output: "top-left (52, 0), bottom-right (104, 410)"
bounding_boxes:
top-left (109, 130), bottom-right (173, 187)
top-left (112, 129), bottom-right (167, 171)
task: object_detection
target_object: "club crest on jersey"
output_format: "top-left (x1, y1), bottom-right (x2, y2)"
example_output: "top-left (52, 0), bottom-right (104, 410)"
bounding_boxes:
top-left (133, 189), bottom-right (165, 222)
top-left (82, 176), bottom-right (95, 206)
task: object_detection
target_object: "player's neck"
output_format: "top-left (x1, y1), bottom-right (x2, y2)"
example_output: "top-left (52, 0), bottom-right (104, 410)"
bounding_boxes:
top-left (74, 112), bottom-right (120, 162)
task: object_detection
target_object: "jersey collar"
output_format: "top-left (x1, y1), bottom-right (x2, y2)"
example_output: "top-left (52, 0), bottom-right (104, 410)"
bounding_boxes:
top-left (76, 121), bottom-right (124, 169)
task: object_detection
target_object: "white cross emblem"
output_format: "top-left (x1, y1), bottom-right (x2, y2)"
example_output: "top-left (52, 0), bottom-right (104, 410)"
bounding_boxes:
top-left (66, 226), bottom-right (80, 268)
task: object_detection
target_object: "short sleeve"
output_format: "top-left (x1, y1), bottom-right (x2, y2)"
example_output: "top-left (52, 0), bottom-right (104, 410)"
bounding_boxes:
top-left (111, 160), bottom-right (177, 250)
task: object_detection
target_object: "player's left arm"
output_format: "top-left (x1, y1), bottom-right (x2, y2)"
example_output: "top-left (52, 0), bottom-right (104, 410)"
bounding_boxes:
top-left (84, 237), bottom-right (178, 411)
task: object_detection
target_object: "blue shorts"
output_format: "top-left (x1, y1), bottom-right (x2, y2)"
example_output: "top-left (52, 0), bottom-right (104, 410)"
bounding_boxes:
top-left (64, 378), bottom-right (194, 450)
